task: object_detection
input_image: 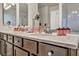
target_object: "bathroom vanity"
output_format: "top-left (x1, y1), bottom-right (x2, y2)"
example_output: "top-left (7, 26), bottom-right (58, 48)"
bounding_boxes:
top-left (0, 28), bottom-right (79, 56)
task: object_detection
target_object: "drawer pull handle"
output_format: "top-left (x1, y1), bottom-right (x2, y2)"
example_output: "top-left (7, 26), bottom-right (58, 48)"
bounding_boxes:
top-left (18, 40), bottom-right (20, 42)
top-left (48, 50), bottom-right (54, 56)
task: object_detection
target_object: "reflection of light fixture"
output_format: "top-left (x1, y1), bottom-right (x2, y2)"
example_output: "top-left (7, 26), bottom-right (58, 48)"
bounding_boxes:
top-left (4, 5), bottom-right (11, 10)
top-left (71, 11), bottom-right (78, 14)
top-left (4, 3), bottom-right (15, 10)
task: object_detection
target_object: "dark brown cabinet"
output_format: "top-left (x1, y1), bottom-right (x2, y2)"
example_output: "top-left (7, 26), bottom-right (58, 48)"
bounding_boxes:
top-left (6, 42), bottom-right (13, 56)
top-left (14, 46), bottom-right (28, 56)
top-left (0, 33), bottom-right (77, 56)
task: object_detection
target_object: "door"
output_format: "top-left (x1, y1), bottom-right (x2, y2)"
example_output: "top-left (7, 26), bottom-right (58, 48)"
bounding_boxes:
top-left (14, 46), bottom-right (28, 56)
top-left (23, 39), bottom-right (37, 54)
top-left (14, 37), bottom-right (22, 47)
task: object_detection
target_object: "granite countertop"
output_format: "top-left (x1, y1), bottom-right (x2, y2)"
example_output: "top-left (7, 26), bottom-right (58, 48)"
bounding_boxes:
top-left (0, 27), bottom-right (79, 49)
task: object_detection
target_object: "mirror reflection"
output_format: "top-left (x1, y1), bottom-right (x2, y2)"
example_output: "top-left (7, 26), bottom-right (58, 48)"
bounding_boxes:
top-left (3, 3), bottom-right (16, 26)
top-left (62, 3), bottom-right (79, 32)
top-left (38, 3), bottom-right (59, 30)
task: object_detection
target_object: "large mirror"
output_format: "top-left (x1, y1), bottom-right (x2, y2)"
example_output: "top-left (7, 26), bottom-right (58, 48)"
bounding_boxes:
top-left (3, 3), bottom-right (16, 26)
top-left (3, 3), bottom-right (28, 26)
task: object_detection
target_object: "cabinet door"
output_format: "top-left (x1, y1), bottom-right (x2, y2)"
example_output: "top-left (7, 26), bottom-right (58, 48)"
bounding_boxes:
top-left (23, 39), bottom-right (37, 54)
top-left (0, 40), bottom-right (6, 56)
top-left (14, 37), bottom-right (22, 47)
top-left (39, 43), bottom-right (68, 56)
top-left (14, 47), bottom-right (28, 56)
top-left (6, 42), bottom-right (13, 56)
top-left (8, 35), bottom-right (13, 43)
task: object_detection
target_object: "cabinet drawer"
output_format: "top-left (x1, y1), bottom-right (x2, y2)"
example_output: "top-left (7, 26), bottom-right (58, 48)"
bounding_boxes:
top-left (14, 37), bottom-right (22, 47)
top-left (8, 35), bottom-right (13, 43)
top-left (23, 39), bottom-right (37, 54)
top-left (39, 43), bottom-right (68, 56)
top-left (14, 47), bottom-right (28, 56)
top-left (3, 34), bottom-right (7, 40)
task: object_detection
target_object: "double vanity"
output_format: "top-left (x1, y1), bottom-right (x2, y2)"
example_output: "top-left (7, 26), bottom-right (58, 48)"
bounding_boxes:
top-left (0, 3), bottom-right (79, 56)
top-left (0, 27), bottom-right (79, 56)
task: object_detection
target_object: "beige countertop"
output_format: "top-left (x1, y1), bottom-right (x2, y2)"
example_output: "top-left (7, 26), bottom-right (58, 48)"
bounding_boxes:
top-left (0, 27), bottom-right (79, 49)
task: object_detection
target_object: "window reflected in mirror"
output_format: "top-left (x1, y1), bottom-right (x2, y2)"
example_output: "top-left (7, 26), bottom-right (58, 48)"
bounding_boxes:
top-left (3, 3), bottom-right (16, 26)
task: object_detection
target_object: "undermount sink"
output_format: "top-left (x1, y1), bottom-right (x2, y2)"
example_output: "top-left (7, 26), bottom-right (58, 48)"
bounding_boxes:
top-left (30, 32), bottom-right (57, 36)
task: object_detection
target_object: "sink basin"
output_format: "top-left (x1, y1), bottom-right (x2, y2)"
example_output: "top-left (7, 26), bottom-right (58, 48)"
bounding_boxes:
top-left (30, 33), bottom-right (55, 36)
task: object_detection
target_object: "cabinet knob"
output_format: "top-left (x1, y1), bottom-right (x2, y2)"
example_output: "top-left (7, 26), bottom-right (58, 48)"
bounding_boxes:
top-left (18, 40), bottom-right (20, 42)
top-left (48, 50), bottom-right (54, 56)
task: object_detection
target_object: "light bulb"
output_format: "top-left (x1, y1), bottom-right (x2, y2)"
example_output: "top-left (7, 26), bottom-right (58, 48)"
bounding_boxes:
top-left (75, 11), bottom-right (77, 14)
